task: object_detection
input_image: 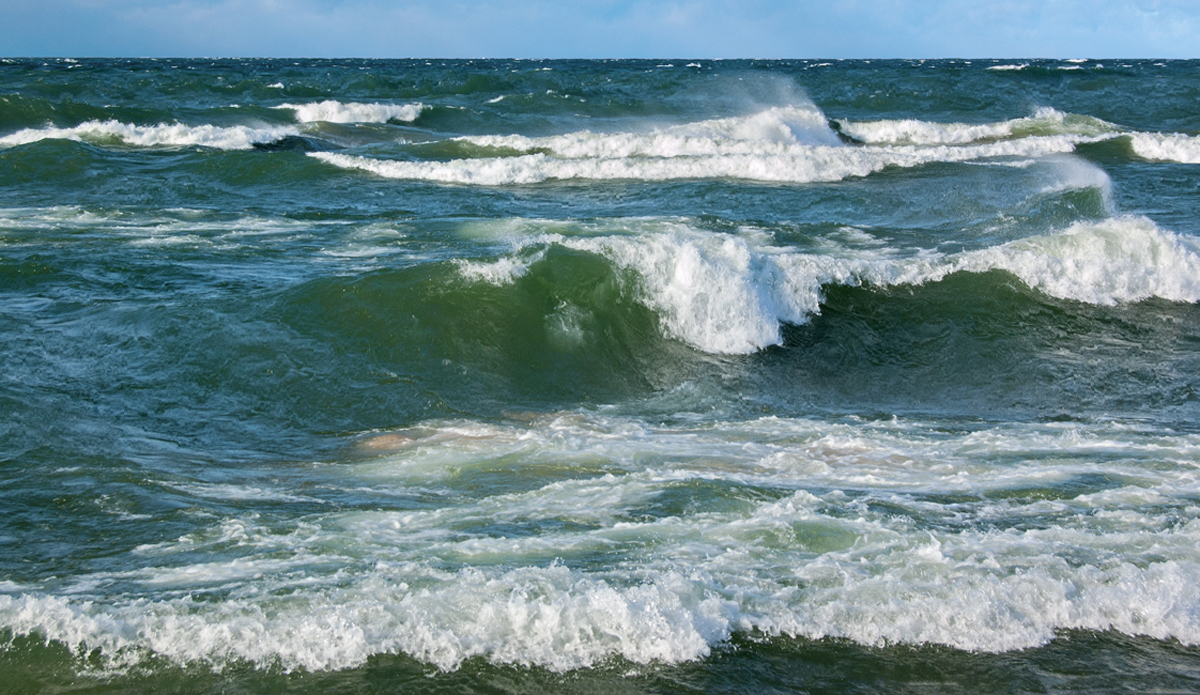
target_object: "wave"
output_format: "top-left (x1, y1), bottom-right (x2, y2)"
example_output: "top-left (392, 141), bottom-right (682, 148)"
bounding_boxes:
top-left (0, 119), bottom-right (300, 150)
top-left (457, 216), bottom-right (1200, 354)
top-left (955, 216), bottom-right (1200, 305)
top-left (460, 105), bottom-right (842, 156)
top-left (14, 559), bottom-right (1200, 673)
top-left (306, 105), bottom-right (1197, 185)
top-left (1128, 132), bottom-right (1200, 164)
top-left (304, 105), bottom-right (1151, 185)
top-left (3, 415), bottom-right (1200, 673)
top-left (310, 136), bottom-right (1081, 186)
top-left (834, 107), bottom-right (1120, 146)
top-left (274, 100), bottom-right (425, 124)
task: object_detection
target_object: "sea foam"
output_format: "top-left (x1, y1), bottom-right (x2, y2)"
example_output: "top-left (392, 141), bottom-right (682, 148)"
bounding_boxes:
top-left (4, 415), bottom-right (1200, 673)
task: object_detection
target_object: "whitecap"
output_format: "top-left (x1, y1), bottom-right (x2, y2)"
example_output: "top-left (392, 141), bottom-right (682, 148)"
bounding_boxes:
top-left (274, 100), bottom-right (425, 124)
top-left (0, 120), bottom-right (299, 150)
top-left (1129, 132), bottom-right (1200, 164)
top-left (836, 107), bottom-right (1119, 146)
top-left (956, 216), bottom-right (1200, 305)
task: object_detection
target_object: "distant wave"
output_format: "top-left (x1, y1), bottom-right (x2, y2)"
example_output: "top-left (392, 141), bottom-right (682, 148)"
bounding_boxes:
top-left (0, 119), bottom-right (299, 150)
top-left (274, 100), bottom-right (425, 124)
top-left (302, 106), bottom-right (1122, 185)
top-left (311, 138), bottom-right (1082, 186)
top-left (833, 107), bottom-right (1120, 146)
top-left (309, 104), bottom-right (1200, 184)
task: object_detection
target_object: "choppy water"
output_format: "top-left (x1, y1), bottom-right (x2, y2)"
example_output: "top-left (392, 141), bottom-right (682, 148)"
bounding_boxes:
top-left (2, 58), bottom-right (1200, 693)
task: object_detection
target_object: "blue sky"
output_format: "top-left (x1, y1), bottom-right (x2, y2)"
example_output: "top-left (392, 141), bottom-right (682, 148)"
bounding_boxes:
top-left (4, 0), bottom-right (1199, 58)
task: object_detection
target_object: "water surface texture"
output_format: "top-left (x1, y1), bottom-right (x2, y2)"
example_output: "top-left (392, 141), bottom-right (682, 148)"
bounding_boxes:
top-left (3, 58), bottom-right (1200, 693)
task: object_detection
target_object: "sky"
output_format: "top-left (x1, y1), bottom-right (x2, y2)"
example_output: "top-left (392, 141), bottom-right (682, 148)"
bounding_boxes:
top-left (3, 0), bottom-right (1199, 58)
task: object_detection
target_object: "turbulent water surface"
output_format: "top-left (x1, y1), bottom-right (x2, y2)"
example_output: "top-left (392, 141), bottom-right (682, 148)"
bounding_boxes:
top-left (2, 58), bottom-right (1200, 693)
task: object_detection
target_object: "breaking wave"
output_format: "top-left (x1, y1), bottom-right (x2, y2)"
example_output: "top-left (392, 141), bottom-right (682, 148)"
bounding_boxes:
top-left (310, 137), bottom-right (1079, 185)
top-left (0, 120), bottom-right (300, 150)
top-left (457, 216), bottom-right (1200, 354)
top-left (834, 107), bottom-right (1120, 146)
top-left (274, 100), bottom-right (425, 124)
top-left (1129, 132), bottom-right (1200, 164)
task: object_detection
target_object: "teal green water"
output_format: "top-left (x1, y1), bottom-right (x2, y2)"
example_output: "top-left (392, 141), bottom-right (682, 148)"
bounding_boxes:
top-left (2, 58), bottom-right (1200, 693)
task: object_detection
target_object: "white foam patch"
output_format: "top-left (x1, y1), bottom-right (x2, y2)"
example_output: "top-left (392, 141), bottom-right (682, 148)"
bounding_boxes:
top-left (4, 415), bottom-right (1200, 672)
top-left (166, 482), bottom-right (326, 504)
top-left (1129, 132), bottom-right (1200, 164)
top-left (0, 207), bottom-right (361, 254)
top-left (454, 251), bottom-right (544, 285)
top-left (768, 545), bottom-right (1200, 652)
top-left (275, 100), bottom-right (425, 124)
top-left (128, 234), bottom-right (211, 247)
top-left (0, 120), bottom-right (299, 150)
top-left (455, 214), bottom-right (1198, 354)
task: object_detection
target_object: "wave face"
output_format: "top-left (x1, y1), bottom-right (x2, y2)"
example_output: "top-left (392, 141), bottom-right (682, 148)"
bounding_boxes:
top-left (449, 215), bottom-right (1200, 354)
top-left (2, 59), bottom-right (1200, 694)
